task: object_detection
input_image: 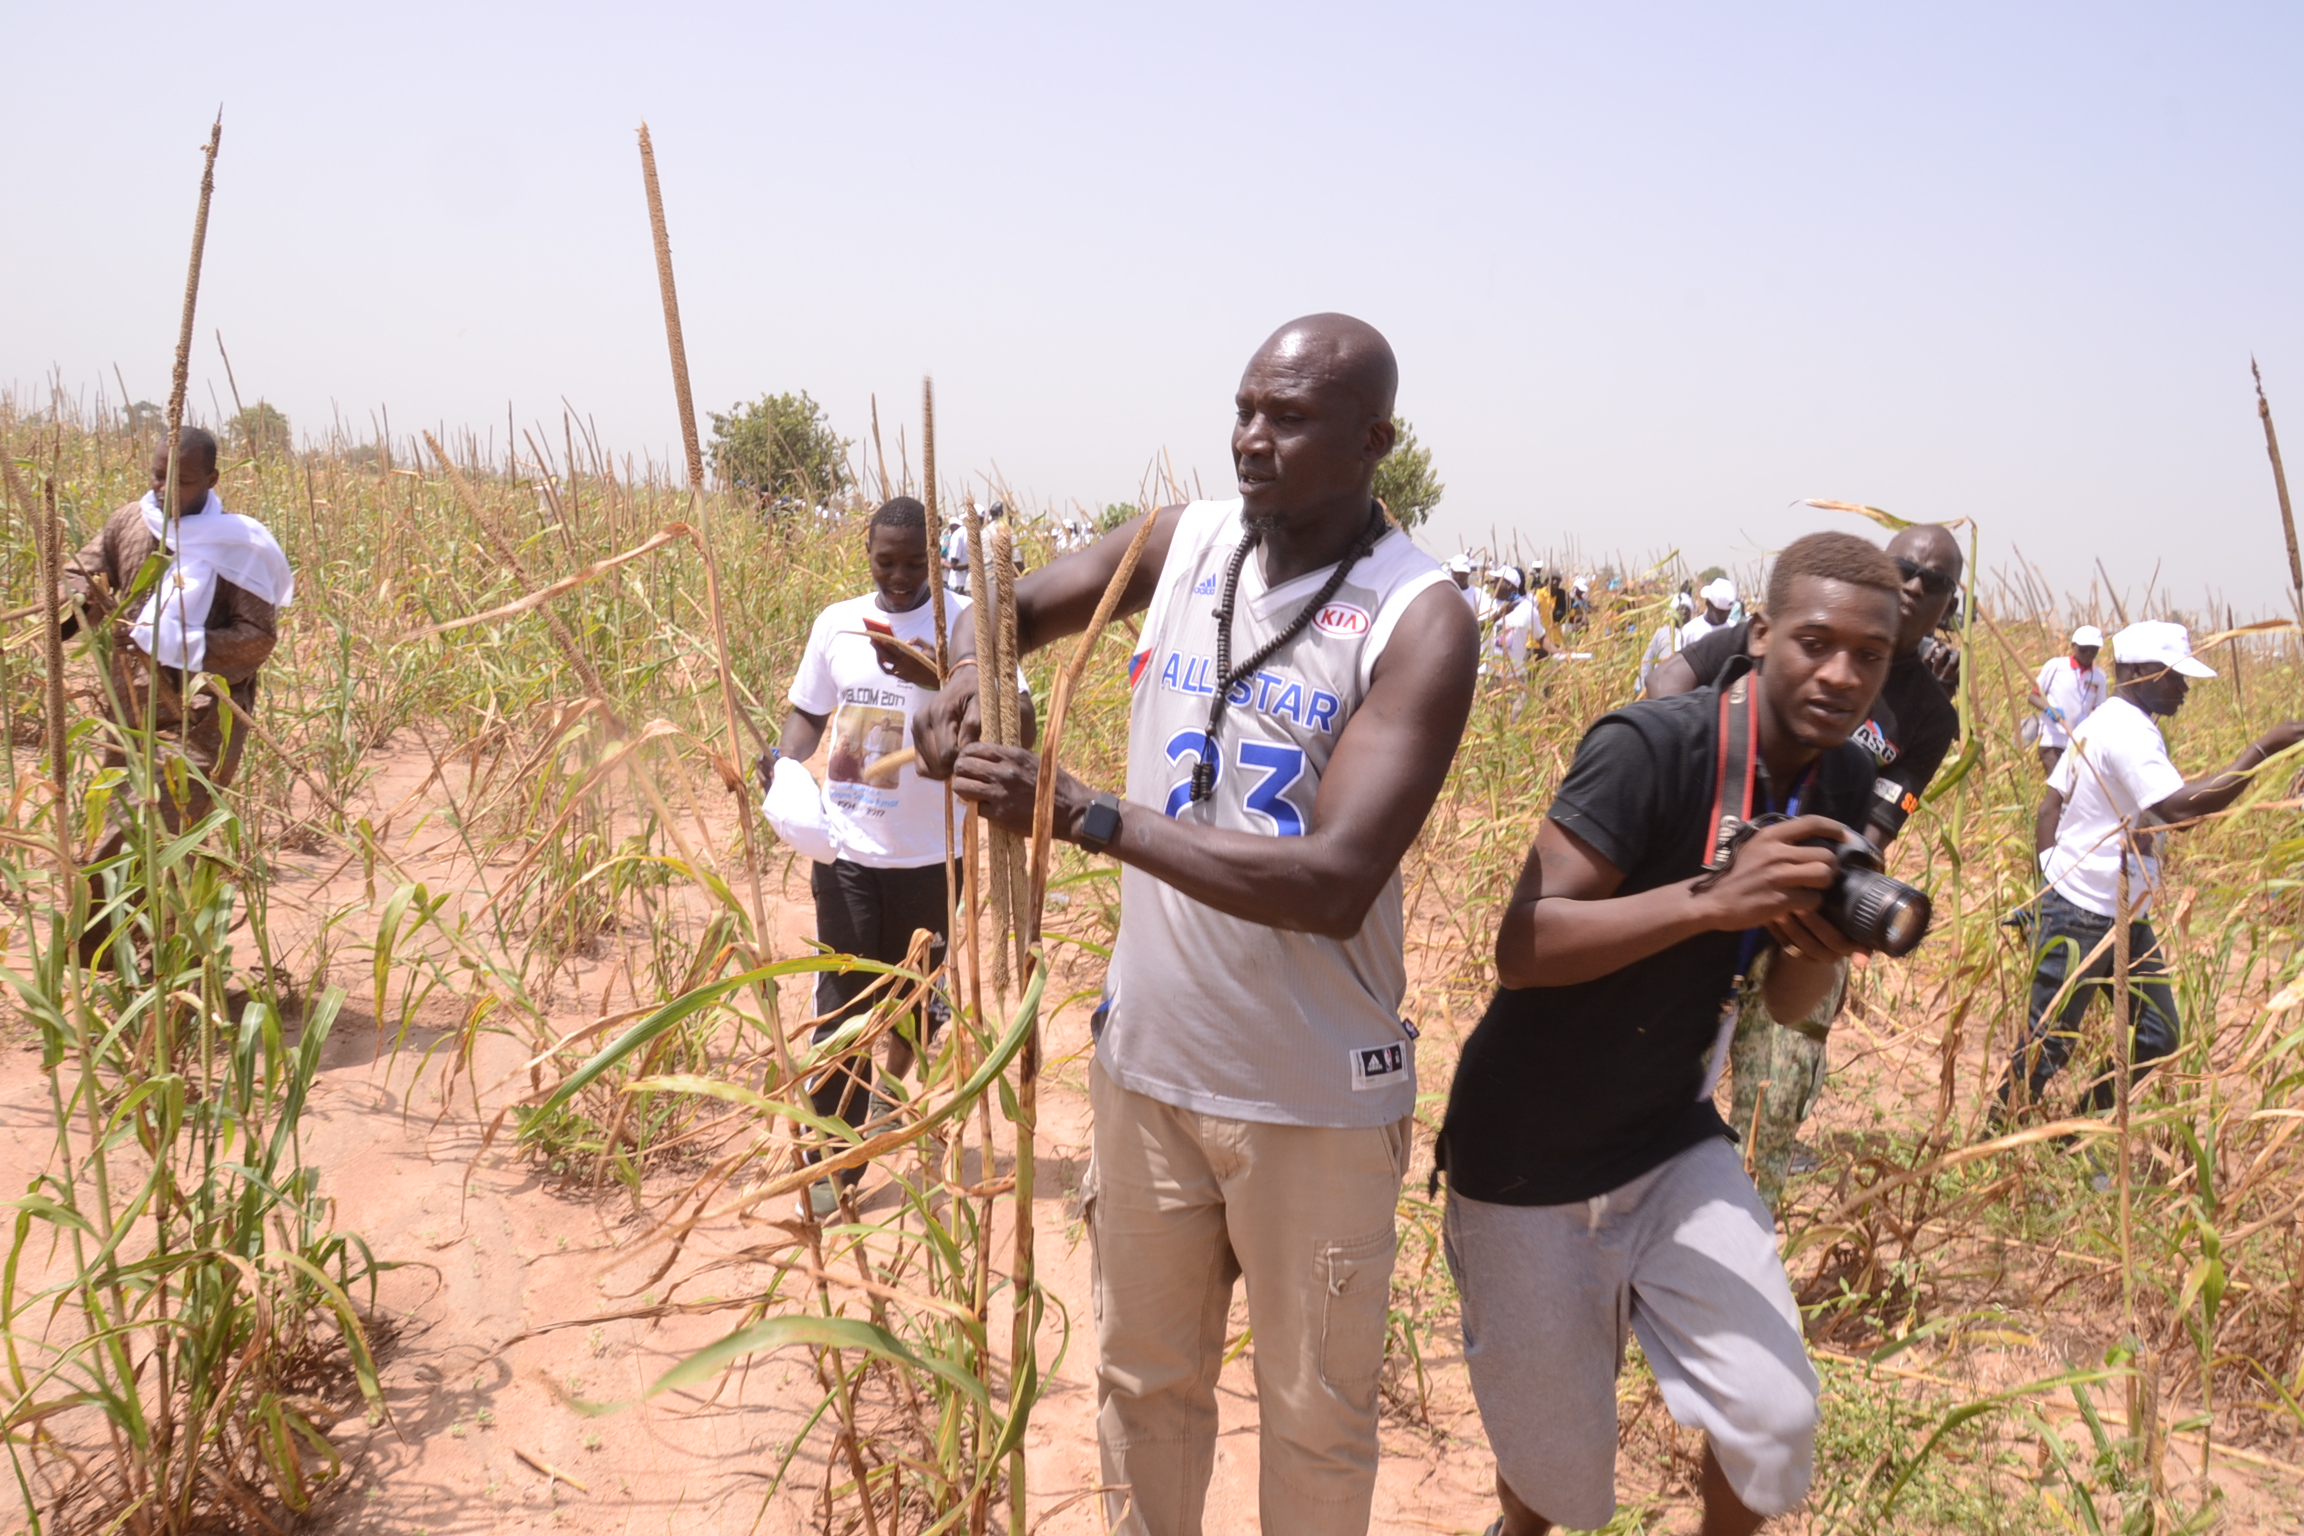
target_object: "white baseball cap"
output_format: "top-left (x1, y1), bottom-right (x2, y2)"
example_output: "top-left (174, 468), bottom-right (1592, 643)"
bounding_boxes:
top-left (2111, 620), bottom-right (2215, 678)
top-left (2070, 624), bottom-right (2104, 647)
top-left (1702, 576), bottom-right (1737, 608)
top-left (1445, 554), bottom-right (1472, 574)
top-left (1495, 564), bottom-right (1524, 589)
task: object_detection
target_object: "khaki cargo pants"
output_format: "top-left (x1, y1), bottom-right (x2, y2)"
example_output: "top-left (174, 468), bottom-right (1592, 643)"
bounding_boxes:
top-left (1085, 1059), bottom-right (1411, 1536)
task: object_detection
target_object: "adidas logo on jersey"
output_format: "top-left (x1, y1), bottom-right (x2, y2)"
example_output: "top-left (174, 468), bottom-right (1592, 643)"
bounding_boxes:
top-left (1350, 1042), bottom-right (1406, 1090)
top-left (1192, 574), bottom-right (1220, 596)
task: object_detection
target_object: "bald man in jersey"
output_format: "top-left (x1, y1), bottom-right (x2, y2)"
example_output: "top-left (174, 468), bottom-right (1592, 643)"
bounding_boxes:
top-left (916, 315), bottom-right (1480, 1536)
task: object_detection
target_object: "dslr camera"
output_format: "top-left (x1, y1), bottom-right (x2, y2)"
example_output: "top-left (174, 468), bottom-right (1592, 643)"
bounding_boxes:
top-left (1805, 828), bottom-right (1932, 957)
top-left (1714, 814), bottom-right (1934, 957)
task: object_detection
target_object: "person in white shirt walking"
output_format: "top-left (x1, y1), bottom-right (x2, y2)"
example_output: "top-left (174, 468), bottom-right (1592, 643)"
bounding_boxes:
top-left (1448, 554), bottom-right (1480, 613)
top-left (1636, 591), bottom-right (1694, 695)
top-left (1680, 576), bottom-right (1735, 646)
top-left (765, 496), bottom-right (1016, 1214)
top-left (1997, 621), bottom-right (2304, 1119)
top-left (2030, 625), bottom-right (2106, 774)
top-left (1495, 582), bottom-right (1538, 677)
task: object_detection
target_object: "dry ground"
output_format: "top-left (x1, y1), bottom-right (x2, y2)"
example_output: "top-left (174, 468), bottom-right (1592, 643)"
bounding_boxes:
top-left (7, 737), bottom-right (2303, 1534)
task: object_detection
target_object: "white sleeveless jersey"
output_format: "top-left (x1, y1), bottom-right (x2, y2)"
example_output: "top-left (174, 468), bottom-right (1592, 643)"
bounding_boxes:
top-left (1103, 498), bottom-right (1450, 1128)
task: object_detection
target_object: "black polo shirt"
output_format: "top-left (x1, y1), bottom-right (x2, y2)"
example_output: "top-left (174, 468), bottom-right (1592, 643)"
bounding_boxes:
top-left (1677, 620), bottom-right (1957, 837)
top-left (1439, 681), bottom-right (1878, 1207)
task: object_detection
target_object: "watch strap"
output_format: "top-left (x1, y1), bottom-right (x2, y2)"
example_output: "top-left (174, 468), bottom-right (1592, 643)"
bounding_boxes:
top-left (1077, 791), bottom-right (1123, 855)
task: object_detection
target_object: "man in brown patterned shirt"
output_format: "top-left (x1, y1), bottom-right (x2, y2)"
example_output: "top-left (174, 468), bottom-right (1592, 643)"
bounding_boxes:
top-left (61, 427), bottom-right (289, 833)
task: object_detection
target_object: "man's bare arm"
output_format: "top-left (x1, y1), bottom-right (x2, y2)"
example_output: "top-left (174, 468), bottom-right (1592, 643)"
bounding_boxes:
top-left (778, 706), bottom-right (829, 763)
top-left (1494, 814), bottom-right (1849, 989)
top-left (2035, 785), bottom-right (2064, 856)
top-left (1646, 651), bottom-right (1700, 698)
top-left (952, 580), bottom-right (1479, 939)
top-left (2153, 721), bottom-right (2304, 824)
top-left (914, 506), bottom-right (1184, 776)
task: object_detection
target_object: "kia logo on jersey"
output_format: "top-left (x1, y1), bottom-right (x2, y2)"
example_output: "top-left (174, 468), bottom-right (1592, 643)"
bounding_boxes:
top-left (1313, 602), bottom-right (1371, 637)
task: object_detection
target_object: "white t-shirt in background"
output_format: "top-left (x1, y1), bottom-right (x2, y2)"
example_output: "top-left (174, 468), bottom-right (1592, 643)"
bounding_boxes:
top-left (1493, 598), bottom-right (1534, 672)
top-left (2035, 656), bottom-right (2105, 748)
top-left (787, 592), bottom-right (972, 869)
top-left (2040, 696), bottom-right (2186, 918)
top-left (1637, 622), bottom-right (1680, 693)
top-left (1679, 612), bottom-right (1725, 647)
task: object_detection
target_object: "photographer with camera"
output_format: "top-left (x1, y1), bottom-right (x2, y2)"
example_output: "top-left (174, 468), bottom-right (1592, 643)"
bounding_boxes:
top-left (1439, 533), bottom-right (1913, 1536)
top-left (1647, 522), bottom-right (1964, 1209)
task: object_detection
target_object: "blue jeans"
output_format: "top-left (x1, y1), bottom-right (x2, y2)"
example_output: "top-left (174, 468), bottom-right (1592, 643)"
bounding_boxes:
top-left (2001, 889), bottom-right (2179, 1115)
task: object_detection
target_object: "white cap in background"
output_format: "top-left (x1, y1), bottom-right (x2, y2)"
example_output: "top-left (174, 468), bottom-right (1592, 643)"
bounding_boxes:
top-left (1701, 576), bottom-right (1737, 609)
top-left (1446, 554), bottom-right (1473, 575)
top-left (1495, 565), bottom-right (1524, 590)
top-left (2111, 621), bottom-right (2216, 678)
top-left (2071, 624), bottom-right (2104, 647)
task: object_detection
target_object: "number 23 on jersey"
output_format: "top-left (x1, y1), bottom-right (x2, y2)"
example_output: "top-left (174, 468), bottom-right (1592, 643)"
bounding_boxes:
top-left (1162, 729), bottom-right (1308, 835)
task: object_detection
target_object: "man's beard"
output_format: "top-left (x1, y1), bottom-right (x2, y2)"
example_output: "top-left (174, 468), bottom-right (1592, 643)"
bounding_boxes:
top-left (1241, 510), bottom-right (1285, 536)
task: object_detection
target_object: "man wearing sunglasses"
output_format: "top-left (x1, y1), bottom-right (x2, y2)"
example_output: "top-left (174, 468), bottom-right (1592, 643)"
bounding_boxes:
top-left (1644, 523), bottom-right (1964, 1209)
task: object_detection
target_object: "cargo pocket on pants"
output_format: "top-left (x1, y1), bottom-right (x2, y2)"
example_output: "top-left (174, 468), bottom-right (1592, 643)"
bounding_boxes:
top-left (1080, 1158), bottom-right (1103, 1327)
top-left (1317, 1226), bottom-right (1396, 1396)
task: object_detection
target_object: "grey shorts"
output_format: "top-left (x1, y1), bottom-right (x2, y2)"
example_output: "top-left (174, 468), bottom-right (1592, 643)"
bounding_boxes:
top-left (1443, 1137), bottom-right (1819, 1529)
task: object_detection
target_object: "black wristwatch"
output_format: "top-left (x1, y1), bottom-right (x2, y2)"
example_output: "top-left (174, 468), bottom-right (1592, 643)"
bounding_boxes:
top-left (1076, 791), bottom-right (1123, 856)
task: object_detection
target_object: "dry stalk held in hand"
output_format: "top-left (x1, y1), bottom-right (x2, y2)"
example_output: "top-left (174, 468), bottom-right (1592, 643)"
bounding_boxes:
top-left (1008, 503), bottom-right (1157, 1536)
top-left (990, 520), bottom-right (1028, 984)
top-left (926, 380), bottom-right (958, 1010)
top-left (966, 501), bottom-right (1010, 997)
top-left (1027, 505), bottom-right (1161, 922)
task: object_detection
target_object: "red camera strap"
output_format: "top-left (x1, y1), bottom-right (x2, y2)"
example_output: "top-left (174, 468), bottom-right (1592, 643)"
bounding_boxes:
top-left (1704, 673), bottom-right (1758, 875)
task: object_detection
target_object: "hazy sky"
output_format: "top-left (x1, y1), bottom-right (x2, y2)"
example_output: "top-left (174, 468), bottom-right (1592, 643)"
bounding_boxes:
top-left (10, 3), bottom-right (2304, 616)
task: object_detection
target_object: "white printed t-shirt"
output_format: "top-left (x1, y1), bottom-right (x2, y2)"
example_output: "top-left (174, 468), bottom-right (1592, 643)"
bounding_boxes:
top-left (2040, 695), bottom-right (2185, 918)
top-left (2034, 655), bottom-right (2105, 748)
top-left (787, 592), bottom-right (972, 869)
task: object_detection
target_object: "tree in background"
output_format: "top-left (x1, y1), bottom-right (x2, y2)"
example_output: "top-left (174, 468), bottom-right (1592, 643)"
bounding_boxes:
top-left (230, 401), bottom-right (292, 459)
top-left (1097, 502), bottom-right (1138, 532)
top-left (1374, 414), bottom-right (1442, 530)
top-left (122, 401), bottom-right (163, 436)
top-left (709, 392), bottom-right (853, 509)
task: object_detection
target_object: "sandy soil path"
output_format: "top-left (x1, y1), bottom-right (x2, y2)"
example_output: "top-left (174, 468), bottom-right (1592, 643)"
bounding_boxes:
top-left (0, 743), bottom-right (1504, 1534)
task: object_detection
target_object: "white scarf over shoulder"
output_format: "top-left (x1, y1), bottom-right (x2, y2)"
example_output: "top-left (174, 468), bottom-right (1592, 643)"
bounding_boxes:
top-left (129, 490), bottom-right (296, 672)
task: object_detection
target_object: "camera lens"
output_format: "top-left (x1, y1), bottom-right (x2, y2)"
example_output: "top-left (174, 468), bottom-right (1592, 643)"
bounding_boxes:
top-left (1827, 867), bottom-right (1933, 957)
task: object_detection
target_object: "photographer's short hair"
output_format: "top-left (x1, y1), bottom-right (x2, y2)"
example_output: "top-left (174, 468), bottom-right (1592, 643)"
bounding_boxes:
top-left (1765, 532), bottom-right (1901, 611)
top-left (869, 496), bottom-right (927, 535)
